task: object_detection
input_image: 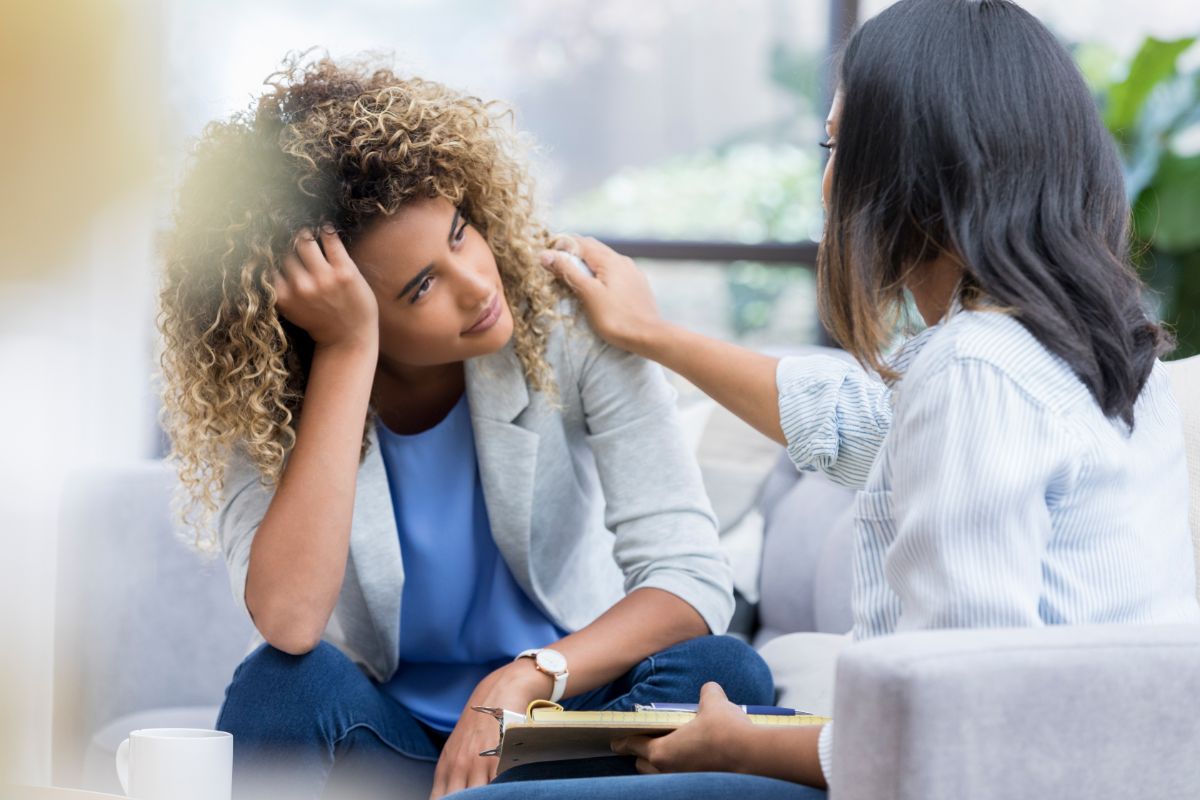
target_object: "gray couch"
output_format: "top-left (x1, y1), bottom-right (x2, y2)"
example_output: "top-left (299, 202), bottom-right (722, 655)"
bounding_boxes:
top-left (52, 462), bottom-right (252, 793)
top-left (832, 623), bottom-right (1200, 799)
top-left (52, 355), bottom-right (1200, 799)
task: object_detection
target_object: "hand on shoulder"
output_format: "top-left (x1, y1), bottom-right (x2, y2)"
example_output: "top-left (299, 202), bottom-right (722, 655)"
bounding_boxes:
top-left (540, 236), bottom-right (669, 357)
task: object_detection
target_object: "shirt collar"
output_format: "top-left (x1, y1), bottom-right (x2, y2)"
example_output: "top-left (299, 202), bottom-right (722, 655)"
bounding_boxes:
top-left (881, 296), bottom-right (965, 388)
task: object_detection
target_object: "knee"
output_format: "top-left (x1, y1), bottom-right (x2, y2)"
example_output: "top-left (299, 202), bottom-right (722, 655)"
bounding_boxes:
top-left (671, 635), bottom-right (775, 706)
top-left (233, 640), bottom-right (352, 690)
top-left (218, 641), bottom-right (355, 737)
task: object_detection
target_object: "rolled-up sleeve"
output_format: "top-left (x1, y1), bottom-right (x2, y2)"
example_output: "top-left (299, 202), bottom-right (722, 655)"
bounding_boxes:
top-left (817, 722), bottom-right (835, 784)
top-left (776, 355), bottom-right (893, 489)
top-left (572, 325), bottom-right (734, 635)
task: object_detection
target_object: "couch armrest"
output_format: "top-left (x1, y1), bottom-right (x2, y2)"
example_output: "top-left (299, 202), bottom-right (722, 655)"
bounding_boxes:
top-left (831, 625), bottom-right (1200, 800)
top-left (53, 461), bottom-right (254, 788)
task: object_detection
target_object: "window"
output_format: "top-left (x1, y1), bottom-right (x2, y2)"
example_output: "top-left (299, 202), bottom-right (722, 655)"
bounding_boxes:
top-left (162, 0), bottom-right (835, 346)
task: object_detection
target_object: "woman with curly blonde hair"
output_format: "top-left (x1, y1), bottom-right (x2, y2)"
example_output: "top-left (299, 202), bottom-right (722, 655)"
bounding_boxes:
top-left (159, 56), bottom-right (771, 800)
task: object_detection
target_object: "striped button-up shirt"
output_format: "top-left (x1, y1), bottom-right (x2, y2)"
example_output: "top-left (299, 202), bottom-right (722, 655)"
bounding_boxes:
top-left (777, 307), bottom-right (1200, 779)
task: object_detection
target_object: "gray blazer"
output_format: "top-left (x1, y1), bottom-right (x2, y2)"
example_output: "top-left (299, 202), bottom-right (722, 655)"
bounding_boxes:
top-left (216, 316), bottom-right (734, 682)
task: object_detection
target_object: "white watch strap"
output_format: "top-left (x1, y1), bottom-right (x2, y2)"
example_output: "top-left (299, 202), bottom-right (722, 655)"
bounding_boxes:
top-left (549, 670), bottom-right (567, 703)
top-left (516, 649), bottom-right (569, 703)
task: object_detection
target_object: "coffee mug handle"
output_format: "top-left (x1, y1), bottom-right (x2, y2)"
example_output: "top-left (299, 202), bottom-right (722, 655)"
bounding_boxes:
top-left (115, 737), bottom-right (131, 795)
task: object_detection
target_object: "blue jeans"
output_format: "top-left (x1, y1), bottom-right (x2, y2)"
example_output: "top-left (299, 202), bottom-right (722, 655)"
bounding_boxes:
top-left (452, 773), bottom-right (828, 800)
top-left (216, 635), bottom-right (773, 800)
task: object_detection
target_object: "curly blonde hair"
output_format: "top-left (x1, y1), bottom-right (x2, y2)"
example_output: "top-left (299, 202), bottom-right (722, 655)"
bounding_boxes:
top-left (159, 55), bottom-right (561, 543)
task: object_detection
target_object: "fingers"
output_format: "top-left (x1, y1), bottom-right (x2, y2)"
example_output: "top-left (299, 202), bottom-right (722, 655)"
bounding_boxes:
top-left (274, 225), bottom-right (348, 303)
top-left (437, 759), bottom-right (478, 797)
top-left (470, 758), bottom-right (493, 789)
top-left (317, 223), bottom-right (353, 271)
top-left (574, 235), bottom-right (624, 274)
top-left (430, 749), bottom-right (456, 800)
top-left (614, 735), bottom-right (664, 774)
top-left (294, 227), bottom-right (334, 281)
top-left (548, 233), bottom-right (582, 257)
top-left (635, 757), bottom-right (660, 774)
top-left (430, 740), bottom-right (493, 799)
top-left (269, 252), bottom-right (308, 313)
top-left (698, 681), bottom-right (731, 710)
top-left (280, 250), bottom-right (311, 284)
top-left (444, 773), bottom-right (468, 797)
top-left (267, 259), bottom-right (290, 305)
top-left (540, 249), bottom-right (598, 296)
top-left (611, 734), bottom-right (651, 759)
top-left (430, 761), bottom-right (448, 800)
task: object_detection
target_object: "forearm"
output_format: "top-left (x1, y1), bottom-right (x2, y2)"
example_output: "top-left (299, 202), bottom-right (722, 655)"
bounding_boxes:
top-left (627, 322), bottom-right (784, 446)
top-left (731, 724), bottom-right (827, 789)
top-left (244, 339), bottom-right (378, 653)
top-left (559, 587), bottom-right (709, 694)
top-left (506, 588), bottom-right (709, 702)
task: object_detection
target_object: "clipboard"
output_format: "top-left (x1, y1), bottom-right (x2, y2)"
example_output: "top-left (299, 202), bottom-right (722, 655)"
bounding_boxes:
top-left (475, 700), bottom-right (831, 774)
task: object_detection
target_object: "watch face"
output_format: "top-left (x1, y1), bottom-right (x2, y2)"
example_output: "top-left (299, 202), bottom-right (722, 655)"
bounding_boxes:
top-left (536, 648), bottom-right (567, 674)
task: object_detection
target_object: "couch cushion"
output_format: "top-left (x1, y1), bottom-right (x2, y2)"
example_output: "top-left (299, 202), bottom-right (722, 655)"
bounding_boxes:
top-left (676, 390), bottom-right (780, 603)
top-left (54, 462), bottom-right (254, 788)
top-left (757, 631), bottom-right (850, 716)
top-left (755, 457), bottom-right (856, 643)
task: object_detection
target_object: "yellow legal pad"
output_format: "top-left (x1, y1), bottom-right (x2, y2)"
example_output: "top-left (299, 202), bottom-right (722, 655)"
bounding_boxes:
top-left (476, 701), bottom-right (832, 774)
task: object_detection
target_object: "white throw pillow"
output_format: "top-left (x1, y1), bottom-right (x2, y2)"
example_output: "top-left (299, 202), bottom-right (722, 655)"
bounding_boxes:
top-left (1165, 355), bottom-right (1200, 601)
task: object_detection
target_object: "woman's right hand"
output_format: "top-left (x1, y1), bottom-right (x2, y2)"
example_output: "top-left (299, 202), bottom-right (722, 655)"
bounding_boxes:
top-left (541, 236), bottom-right (669, 356)
top-left (270, 225), bottom-right (379, 352)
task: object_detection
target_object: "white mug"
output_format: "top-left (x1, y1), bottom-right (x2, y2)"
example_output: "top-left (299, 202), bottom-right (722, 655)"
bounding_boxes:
top-left (115, 727), bottom-right (232, 800)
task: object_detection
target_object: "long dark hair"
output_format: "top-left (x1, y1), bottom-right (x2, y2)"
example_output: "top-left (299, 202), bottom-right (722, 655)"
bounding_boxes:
top-left (817, 0), bottom-right (1172, 426)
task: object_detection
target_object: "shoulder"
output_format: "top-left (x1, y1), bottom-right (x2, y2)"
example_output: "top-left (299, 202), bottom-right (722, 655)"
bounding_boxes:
top-left (1132, 359), bottom-right (1182, 436)
top-left (543, 297), bottom-right (665, 389)
top-left (899, 309), bottom-right (1091, 415)
top-left (544, 297), bottom-right (603, 367)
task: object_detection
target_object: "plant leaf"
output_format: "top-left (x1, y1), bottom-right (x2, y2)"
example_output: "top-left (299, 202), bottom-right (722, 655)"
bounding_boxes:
top-left (1133, 152), bottom-right (1200, 253)
top-left (1105, 37), bottom-right (1197, 137)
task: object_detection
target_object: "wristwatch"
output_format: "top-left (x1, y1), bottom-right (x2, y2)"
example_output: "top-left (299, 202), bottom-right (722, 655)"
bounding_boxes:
top-left (515, 648), bottom-right (569, 703)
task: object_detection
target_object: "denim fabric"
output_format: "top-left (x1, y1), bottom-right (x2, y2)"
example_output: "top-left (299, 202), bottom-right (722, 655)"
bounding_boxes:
top-left (216, 642), bottom-right (441, 800)
top-left (451, 772), bottom-right (827, 800)
top-left (216, 635), bottom-right (773, 800)
top-left (558, 633), bottom-right (772, 712)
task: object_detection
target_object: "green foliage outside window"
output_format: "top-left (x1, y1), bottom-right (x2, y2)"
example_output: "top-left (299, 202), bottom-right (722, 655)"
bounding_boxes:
top-left (557, 142), bottom-right (825, 339)
top-left (1082, 36), bottom-right (1200, 358)
top-left (559, 35), bottom-right (1200, 353)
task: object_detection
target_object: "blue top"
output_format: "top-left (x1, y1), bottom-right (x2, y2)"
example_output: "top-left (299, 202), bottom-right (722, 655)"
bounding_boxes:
top-left (375, 394), bottom-right (566, 731)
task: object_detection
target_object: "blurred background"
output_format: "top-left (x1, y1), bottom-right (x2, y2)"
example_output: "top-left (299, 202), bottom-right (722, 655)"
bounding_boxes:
top-left (2, 0), bottom-right (1198, 787)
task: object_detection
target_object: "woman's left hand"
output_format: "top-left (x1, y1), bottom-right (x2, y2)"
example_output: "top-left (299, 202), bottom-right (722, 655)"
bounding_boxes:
top-left (541, 236), bottom-right (667, 356)
top-left (429, 662), bottom-right (552, 800)
top-left (611, 682), bottom-right (756, 774)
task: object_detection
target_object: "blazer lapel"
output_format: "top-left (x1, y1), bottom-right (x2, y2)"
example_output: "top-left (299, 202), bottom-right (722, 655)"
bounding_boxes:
top-left (347, 423), bottom-right (404, 680)
top-left (465, 343), bottom-right (542, 602)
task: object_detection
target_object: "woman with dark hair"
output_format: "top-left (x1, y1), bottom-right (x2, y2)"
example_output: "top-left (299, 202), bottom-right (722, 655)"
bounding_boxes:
top-left (454, 0), bottom-right (1200, 797)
